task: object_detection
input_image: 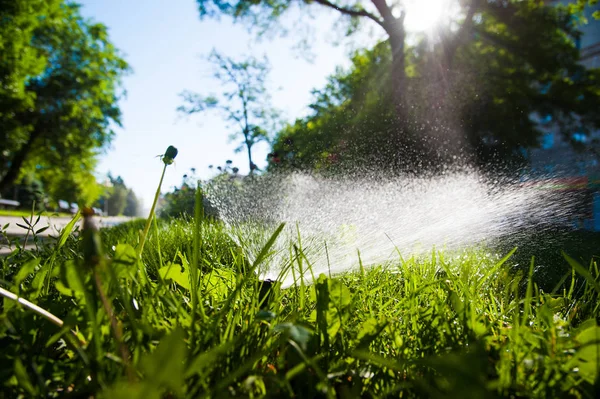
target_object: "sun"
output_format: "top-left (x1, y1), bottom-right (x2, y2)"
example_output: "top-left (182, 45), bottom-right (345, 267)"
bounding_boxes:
top-left (402, 0), bottom-right (457, 33)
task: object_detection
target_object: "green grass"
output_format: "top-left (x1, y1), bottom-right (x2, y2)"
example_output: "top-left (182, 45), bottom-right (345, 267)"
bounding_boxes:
top-left (1, 212), bottom-right (599, 398)
top-left (0, 209), bottom-right (73, 218)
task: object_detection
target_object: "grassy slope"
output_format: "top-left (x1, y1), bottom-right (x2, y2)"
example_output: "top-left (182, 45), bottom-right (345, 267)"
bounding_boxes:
top-left (0, 217), bottom-right (599, 398)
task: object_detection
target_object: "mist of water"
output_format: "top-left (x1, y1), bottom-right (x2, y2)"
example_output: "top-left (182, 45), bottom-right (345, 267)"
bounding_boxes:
top-left (205, 169), bottom-right (582, 286)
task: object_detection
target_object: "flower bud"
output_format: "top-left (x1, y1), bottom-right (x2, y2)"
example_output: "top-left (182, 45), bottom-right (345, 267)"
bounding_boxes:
top-left (163, 145), bottom-right (178, 165)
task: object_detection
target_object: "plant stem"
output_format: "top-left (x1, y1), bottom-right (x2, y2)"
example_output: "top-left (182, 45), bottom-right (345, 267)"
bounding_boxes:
top-left (92, 270), bottom-right (135, 382)
top-left (0, 286), bottom-right (89, 364)
top-left (189, 182), bottom-right (205, 351)
top-left (0, 286), bottom-right (64, 327)
top-left (138, 163), bottom-right (167, 257)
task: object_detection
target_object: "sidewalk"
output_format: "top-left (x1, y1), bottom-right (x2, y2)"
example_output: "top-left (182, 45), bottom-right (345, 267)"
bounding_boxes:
top-left (0, 215), bottom-right (132, 256)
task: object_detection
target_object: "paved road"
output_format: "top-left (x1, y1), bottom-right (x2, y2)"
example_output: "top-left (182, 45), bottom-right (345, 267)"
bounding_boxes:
top-left (0, 215), bottom-right (132, 256)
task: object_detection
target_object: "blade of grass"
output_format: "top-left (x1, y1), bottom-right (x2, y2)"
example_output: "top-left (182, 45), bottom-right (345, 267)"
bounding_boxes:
top-left (563, 252), bottom-right (600, 294)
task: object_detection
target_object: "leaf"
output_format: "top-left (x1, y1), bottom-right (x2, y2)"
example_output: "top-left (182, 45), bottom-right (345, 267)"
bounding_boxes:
top-left (56, 212), bottom-right (81, 250)
top-left (13, 258), bottom-right (40, 287)
top-left (448, 289), bottom-right (465, 316)
top-left (16, 223), bottom-right (29, 230)
top-left (563, 252), bottom-right (600, 294)
top-left (202, 268), bottom-right (235, 301)
top-left (30, 263), bottom-right (51, 298)
top-left (140, 327), bottom-right (187, 397)
top-left (55, 261), bottom-right (87, 299)
top-left (328, 278), bottom-right (351, 309)
top-left (256, 310), bottom-right (276, 322)
top-left (356, 317), bottom-right (388, 349)
top-left (568, 325), bottom-right (600, 384)
top-left (274, 323), bottom-right (312, 351)
top-left (313, 274), bottom-right (330, 346)
top-left (35, 226), bottom-right (49, 234)
top-left (357, 318), bottom-right (379, 341)
top-left (111, 243), bottom-right (138, 280)
top-left (185, 339), bottom-right (237, 378)
top-left (14, 358), bottom-right (37, 396)
top-left (310, 274), bottom-right (353, 342)
top-left (158, 262), bottom-right (190, 291)
top-left (101, 383), bottom-right (152, 399)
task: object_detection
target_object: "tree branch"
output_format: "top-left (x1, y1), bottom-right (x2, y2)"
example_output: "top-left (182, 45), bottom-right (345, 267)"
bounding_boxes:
top-left (370, 0), bottom-right (396, 24)
top-left (311, 0), bottom-right (386, 29)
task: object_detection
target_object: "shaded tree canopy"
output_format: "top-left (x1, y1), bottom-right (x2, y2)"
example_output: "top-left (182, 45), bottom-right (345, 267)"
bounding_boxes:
top-left (267, 2), bottom-right (600, 172)
top-left (0, 0), bottom-right (129, 201)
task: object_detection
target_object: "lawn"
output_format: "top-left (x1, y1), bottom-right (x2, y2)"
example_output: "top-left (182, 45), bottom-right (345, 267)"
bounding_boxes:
top-left (0, 209), bottom-right (73, 218)
top-left (0, 213), bottom-right (598, 398)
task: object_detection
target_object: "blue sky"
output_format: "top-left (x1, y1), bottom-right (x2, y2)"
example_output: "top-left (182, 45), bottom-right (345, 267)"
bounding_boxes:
top-left (76, 0), bottom-right (363, 210)
top-left (76, 0), bottom-right (444, 211)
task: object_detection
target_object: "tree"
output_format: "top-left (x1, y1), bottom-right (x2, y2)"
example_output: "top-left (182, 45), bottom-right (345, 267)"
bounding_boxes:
top-left (159, 168), bottom-right (221, 219)
top-left (269, 5), bottom-right (600, 172)
top-left (269, 43), bottom-right (395, 172)
top-left (448, 1), bottom-right (600, 164)
top-left (94, 175), bottom-right (141, 216)
top-left (6, 174), bottom-right (47, 211)
top-left (197, 0), bottom-right (600, 169)
top-left (123, 189), bottom-right (140, 217)
top-left (95, 175), bottom-right (128, 216)
top-left (35, 150), bottom-right (104, 206)
top-left (195, 1), bottom-right (475, 124)
top-left (178, 50), bottom-right (280, 174)
top-left (0, 0), bottom-right (129, 197)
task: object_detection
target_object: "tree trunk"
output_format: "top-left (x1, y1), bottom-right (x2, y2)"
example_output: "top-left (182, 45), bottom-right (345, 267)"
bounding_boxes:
top-left (370, 0), bottom-right (407, 121)
top-left (246, 139), bottom-right (254, 175)
top-left (388, 25), bottom-right (407, 123)
top-left (384, 16), bottom-right (422, 170)
top-left (0, 130), bottom-right (40, 193)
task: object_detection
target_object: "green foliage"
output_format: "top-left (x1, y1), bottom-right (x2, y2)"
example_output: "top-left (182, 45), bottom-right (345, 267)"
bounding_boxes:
top-left (269, 1), bottom-right (600, 172)
top-left (36, 149), bottom-right (104, 206)
top-left (197, 1), bottom-right (600, 171)
top-left (458, 0), bottom-right (600, 162)
top-left (159, 167), bottom-right (234, 220)
top-left (2, 174), bottom-right (48, 211)
top-left (123, 189), bottom-right (141, 217)
top-left (195, 0), bottom-right (379, 39)
top-left (96, 175), bottom-right (140, 217)
top-left (2, 209), bottom-right (600, 397)
top-left (0, 0), bottom-right (129, 202)
top-left (106, 176), bottom-right (128, 217)
top-left (270, 42), bottom-right (398, 171)
top-left (178, 50), bottom-right (281, 174)
top-left (159, 173), bottom-right (198, 219)
top-left (196, 0), bottom-right (296, 35)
